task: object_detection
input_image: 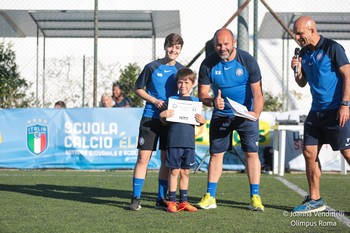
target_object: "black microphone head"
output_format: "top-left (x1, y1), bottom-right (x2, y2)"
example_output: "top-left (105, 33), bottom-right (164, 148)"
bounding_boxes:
top-left (294, 48), bottom-right (300, 56)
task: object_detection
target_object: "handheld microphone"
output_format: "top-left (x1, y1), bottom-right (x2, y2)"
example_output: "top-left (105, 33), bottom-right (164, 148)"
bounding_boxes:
top-left (294, 48), bottom-right (300, 78)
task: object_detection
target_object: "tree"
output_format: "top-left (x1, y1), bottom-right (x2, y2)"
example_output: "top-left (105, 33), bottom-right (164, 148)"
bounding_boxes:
top-left (263, 91), bottom-right (282, 111)
top-left (118, 63), bottom-right (143, 107)
top-left (0, 41), bottom-right (34, 108)
top-left (44, 56), bottom-right (83, 108)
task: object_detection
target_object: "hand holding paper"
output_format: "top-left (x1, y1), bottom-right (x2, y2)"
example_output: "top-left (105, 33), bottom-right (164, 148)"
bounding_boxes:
top-left (166, 98), bottom-right (203, 125)
top-left (226, 97), bottom-right (257, 121)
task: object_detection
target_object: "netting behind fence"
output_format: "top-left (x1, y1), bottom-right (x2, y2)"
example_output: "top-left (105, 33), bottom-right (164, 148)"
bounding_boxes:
top-left (1, 0), bottom-right (350, 110)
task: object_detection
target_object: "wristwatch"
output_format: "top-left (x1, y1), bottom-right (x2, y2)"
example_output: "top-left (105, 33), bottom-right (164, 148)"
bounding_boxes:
top-left (341, 100), bottom-right (350, 106)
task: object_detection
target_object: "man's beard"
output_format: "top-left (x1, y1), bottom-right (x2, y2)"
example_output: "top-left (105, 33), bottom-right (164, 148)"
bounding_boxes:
top-left (219, 50), bottom-right (232, 60)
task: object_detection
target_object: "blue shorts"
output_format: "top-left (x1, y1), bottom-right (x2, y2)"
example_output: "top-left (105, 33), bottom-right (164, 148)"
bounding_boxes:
top-left (137, 117), bottom-right (168, 151)
top-left (165, 148), bottom-right (196, 169)
top-left (209, 115), bottom-right (259, 153)
top-left (304, 109), bottom-right (350, 151)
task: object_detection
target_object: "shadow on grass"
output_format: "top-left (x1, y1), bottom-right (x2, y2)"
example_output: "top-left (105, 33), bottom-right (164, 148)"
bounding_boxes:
top-left (0, 183), bottom-right (158, 210)
top-left (0, 184), bottom-right (302, 212)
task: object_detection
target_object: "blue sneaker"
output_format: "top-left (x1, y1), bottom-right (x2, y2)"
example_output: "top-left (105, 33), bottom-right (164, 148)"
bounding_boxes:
top-left (292, 195), bottom-right (326, 213)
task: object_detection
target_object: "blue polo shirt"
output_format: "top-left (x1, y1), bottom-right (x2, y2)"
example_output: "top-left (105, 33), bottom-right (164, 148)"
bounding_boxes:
top-left (198, 48), bottom-right (261, 116)
top-left (135, 60), bottom-right (185, 118)
top-left (300, 36), bottom-right (350, 111)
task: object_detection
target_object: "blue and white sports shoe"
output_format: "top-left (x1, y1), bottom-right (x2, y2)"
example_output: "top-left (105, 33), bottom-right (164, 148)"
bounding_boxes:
top-left (292, 195), bottom-right (326, 213)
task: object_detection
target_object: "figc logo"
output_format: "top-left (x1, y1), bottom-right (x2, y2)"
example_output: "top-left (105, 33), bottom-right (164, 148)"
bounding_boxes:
top-left (27, 119), bottom-right (48, 155)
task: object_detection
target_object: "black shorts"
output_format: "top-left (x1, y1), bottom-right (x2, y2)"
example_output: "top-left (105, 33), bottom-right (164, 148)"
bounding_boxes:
top-left (165, 147), bottom-right (196, 169)
top-left (304, 109), bottom-right (350, 151)
top-left (209, 115), bottom-right (259, 153)
top-left (137, 117), bottom-right (168, 151)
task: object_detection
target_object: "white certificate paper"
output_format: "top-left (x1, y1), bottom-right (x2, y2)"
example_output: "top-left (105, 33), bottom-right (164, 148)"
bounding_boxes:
top-left (226, 97), bottom-right (257, 121)
top-left (166, 98), bottom-right (203, 125)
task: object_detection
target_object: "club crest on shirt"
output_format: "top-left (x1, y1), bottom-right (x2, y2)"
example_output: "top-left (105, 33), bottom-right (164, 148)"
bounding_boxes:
top-left (236, 68), bottom-right (244, 76)
top-left (316, 52), bottom-right (323, 61)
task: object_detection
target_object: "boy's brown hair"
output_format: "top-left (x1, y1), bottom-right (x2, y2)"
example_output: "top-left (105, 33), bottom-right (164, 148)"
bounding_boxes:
top-left (164, 33), bottom-right (184, 48)
top-left (176, 68), bottom-right (196, 83)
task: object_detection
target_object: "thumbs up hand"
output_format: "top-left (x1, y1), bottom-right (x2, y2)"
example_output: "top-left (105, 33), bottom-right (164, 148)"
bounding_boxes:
top-left (213, 89), bottom-right (225, 110)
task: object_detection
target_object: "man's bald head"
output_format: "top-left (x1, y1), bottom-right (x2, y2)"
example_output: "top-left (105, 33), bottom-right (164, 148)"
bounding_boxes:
top-left (293, 16), bottom-right (320, 48)
top-left (294, 16), bottom-right (317, 31)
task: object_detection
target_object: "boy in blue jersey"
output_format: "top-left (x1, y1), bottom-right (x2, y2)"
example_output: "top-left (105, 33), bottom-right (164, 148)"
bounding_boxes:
top-left (291, 16), bottom-right (350, 213)
top-left (197, 28), bottom-right (265, 211)
top-left (159, 68), bottom-right (206, 213)
top-left (129, 33), bottom-right (185, 211)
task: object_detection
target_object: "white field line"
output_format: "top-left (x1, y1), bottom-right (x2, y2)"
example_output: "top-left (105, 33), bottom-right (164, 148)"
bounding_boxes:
top-left (275, 176), bottom-right (350, 228)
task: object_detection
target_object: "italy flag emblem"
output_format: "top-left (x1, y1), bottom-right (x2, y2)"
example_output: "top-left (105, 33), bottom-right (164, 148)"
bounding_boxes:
top-left (27, 124), bottom-right (48, 155)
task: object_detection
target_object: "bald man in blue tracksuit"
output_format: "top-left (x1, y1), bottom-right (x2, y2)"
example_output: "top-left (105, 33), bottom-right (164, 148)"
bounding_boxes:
top-left (291, 15), bottom-right (350, 213)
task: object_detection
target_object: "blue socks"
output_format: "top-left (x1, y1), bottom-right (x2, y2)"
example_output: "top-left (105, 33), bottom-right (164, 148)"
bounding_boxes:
top-left (207, 182), bottom-right (217, 197)
top-left (132, 178), bottom-right (144, 199)
top-left (250, 184), bottom-right (260, 197)
top-left (169, 191), bottom-right (176, 202)
top-left (157, 179), bottom-right (168, 200)
top-left (169, 190), bottom-right (188, 202)
top-left (180, 189), bottom-right (188, 202)
top-left (133, 178), bottom-right (168, 200)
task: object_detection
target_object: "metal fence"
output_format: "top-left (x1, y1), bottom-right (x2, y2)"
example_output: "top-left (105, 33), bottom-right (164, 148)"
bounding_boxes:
top-left (1, 0), bottom-right (350, 111)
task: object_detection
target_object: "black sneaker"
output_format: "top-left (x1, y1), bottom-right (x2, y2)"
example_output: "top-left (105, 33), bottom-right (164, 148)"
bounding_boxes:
top-left (155, 198), bottom-right (168, 210)
top-left (129, 196), bottom-right (141, 211)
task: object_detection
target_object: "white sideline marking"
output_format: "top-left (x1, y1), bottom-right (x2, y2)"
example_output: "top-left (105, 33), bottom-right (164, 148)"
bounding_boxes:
top-left (275, 176), bottom-right (350, 228)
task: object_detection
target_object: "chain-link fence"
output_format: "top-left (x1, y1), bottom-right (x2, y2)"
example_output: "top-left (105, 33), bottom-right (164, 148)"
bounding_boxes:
top-left (1, 0), bottom-right (350, 110)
